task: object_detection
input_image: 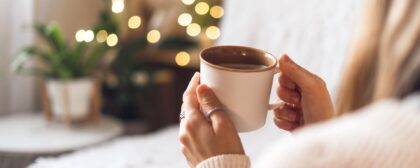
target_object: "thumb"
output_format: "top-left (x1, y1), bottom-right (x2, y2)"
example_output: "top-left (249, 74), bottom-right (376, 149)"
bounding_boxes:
top-left (197, 84), bottom-right (233, 129)
top-left (279, 55), bottom-right (319, 91)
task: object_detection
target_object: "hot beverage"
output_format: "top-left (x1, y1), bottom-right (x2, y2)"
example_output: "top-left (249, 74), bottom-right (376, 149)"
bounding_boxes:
top-left (218, 63), bottom-right (268, 70)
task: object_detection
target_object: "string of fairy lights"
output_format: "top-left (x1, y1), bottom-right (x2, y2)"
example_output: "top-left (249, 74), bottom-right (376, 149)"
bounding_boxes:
top-left (74, 0), bottom-right (224, 67)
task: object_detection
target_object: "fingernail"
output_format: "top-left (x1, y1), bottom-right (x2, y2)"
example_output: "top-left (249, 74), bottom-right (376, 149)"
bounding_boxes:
top-left (281, 54), bottom-right (296, 65)
top-left (286, 55), bottom-right (296, 64)
top-left (281, 54), bottom-right (289, 63)
top-left (197, 84), bottom-right (209, 94)
top-left (193, 72), bottom-right (200, 78)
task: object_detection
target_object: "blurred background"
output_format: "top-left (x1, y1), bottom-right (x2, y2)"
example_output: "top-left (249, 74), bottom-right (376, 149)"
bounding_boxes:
top-left (0, 0), bottom-right (358, 167)
top-left (1, 0), bottom-right (223, 131)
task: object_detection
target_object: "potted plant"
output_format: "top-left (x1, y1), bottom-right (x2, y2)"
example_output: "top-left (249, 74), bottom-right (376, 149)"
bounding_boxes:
top-left (11, 22), bottom-right (110, 122)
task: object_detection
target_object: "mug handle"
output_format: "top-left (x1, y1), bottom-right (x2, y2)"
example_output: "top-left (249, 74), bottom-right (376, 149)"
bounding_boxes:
top-left (269, 100), bottom-right (284, 110)
top-left (268, 66), bottom-right (285, 110)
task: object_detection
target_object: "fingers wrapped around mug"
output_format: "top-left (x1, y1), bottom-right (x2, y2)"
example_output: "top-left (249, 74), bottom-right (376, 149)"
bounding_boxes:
top-left (179, 73), bottom-right (214, 165)
top-left (276, 83), bottom-right (301, 105)
top-left (179, 73), bottom-right (245, 167)
top-left (180, 73), bottom-right (207, 125)
top-left (273, 103), bottom-right (302, 131)
top-left (278, 74), bottom-right (297, 90)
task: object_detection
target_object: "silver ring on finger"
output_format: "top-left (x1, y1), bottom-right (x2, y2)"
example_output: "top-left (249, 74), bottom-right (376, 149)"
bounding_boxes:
top-left (179, 110), bottom-right (186, 120)
top-left (205, 107), bottom-right (225, 119)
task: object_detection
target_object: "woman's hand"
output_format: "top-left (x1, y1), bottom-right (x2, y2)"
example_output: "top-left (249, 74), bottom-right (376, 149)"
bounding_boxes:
top-left (179, 73), bottom-right (245, 167)
top-left (274, 55), bottom-right (334, 131)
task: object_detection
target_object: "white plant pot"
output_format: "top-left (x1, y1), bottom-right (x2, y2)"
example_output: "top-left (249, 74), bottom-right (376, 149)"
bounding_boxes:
top-left (46, 79), bottom-right (94, 121)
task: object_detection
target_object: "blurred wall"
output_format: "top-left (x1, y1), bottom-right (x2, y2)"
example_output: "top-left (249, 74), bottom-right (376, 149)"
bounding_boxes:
top-left (34, 0), bottom-right (103, 43)
top-left (0, 0), bottom-right (35, 115)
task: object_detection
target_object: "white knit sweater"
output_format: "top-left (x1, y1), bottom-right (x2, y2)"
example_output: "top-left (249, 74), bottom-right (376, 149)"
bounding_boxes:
top-left (197, 94), bottom-right (420, 168)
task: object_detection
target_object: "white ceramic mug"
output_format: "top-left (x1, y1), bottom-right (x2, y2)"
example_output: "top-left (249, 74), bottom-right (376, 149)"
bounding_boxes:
top-left (200, 45), bottom-right (282, 132)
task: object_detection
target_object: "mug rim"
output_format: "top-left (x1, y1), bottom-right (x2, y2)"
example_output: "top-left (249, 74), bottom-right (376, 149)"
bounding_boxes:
top-left (200, 45), bottom-right (278, 73)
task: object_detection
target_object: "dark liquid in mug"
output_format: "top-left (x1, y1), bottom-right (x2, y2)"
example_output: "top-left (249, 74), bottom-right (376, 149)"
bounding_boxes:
top-left (217, 63), bottom-right (268, 70)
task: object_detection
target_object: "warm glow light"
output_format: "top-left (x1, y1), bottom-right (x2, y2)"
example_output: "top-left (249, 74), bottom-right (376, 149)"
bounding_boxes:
top-left (186, 23), bottom-right (201, 37)
top-left (75, 29), bottom-right (85, 42)
top-left (132, 71), bottom-right (149, 86)
top-left (112, 0), bottom-right (125, 13)
top-left (210, 6), bottom-right (224, 19)
top-left (106, 33), bottom-right (118, 47)
top-left (84, 30), bottom-right (94, 42)
top-left (128, 16), bottom-right (141, 29)
top-left (96, 30), bottom-right (108, 43)
top-left (175, 51), bottom-right (190, 66)
top-left (195, 2), bottom-right (209, 15)
top-left (147, 30), bottom-right (161, 43)
top-left (181, 0), bottom-right (195, 5)
top-left (205, 26), bottom-right (220, 40)
top-left (177, 13), bottom-right (192, 27)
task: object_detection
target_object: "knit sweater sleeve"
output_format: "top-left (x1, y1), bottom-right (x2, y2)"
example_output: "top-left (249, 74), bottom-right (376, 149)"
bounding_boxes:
top-left (196, 154), bottom-right (250, 168)
top-left (197, 96), bottom-right (420, 168)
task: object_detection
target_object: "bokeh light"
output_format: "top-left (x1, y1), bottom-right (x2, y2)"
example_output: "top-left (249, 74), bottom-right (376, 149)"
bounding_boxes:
top-left (177, 13), bottom-right (192, 27)
top-left (83, 30), bottom-right (94, 42)
top-left (106, 33), bottom-right (118, 47)
top-left (128, 16), bottom-right (141, 29)
top-left (75, 29), bottom-right (85, 42)
top-left (181, 0), bottom-right (195, 5)
top-left (112, 0), bottom-right (124, 13)
top-left (195, 2), bottom-right (209, 15)
top-left (132, 71), bottom-right (149, 86)
top-left (96, 30), bottom-right (108, 43)
top-left (175, 51), bottom-right (190, 66)
top-left (186, 23), bottom-right (201, 37)
top-left (205, 26), bottom-right (220, 40)
top-left (210, 6), bottom-right (224, 19)
top-left (147, 30), bottom-right (161, 43)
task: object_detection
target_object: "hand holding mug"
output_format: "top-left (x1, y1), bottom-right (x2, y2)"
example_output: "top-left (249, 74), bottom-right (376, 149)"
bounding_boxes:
top-left (273, 55), bottom-right (334, 131)
top-left (199, 46), bottom-right (334, 132)
top-left (178, 47), bottom-right (335, 167)
top-left (179, 73), bottom-right (245, 167)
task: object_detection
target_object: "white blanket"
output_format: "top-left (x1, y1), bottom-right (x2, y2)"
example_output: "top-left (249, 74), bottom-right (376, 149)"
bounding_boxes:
top-left (30, 0), bottom-right (358, 167)
top-left (30, 118), bottom-right (288, 168)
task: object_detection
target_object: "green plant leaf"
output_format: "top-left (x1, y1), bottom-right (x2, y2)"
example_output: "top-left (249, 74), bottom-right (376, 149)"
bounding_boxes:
top-left (57, 66), bottom-right (73, 80)
top-left (14, 67), bottom-right (50, 77)
top-left (25, 47), bottom-right (51, 61)
top-left (14, 21), bottom-right (112, 80)
top-left (34, 22), bottom-right (66, 52)
top-left (65, 42), bottom-right (87, 77)
top-left (10, 47), bottom-right (50, 73)
top-left (84, 44), bottom-right (107, 74)
top-left (10, 51), bottom-right (31, 73)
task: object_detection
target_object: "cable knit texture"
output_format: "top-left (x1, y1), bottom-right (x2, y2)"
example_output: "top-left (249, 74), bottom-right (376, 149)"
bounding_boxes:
top-left (197, 94), bottom-right (420, 168)
top-left (196, 154), bottom-right (250, 168)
